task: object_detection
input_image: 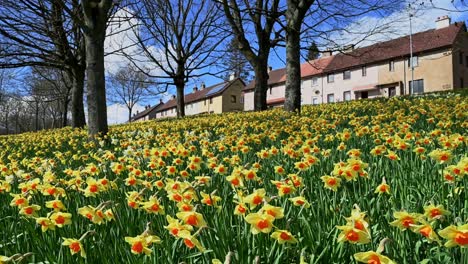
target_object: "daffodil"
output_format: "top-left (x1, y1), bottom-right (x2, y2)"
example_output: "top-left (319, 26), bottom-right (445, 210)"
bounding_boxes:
top-left (62, 238), bottom-right (86, 258)
top-left (354, 251), bottom-right (395, 264)
top-left (271, 230), bottom-right (298, 244)
top-left (438, 224), bottom-right (468, 247)
top-left (125, 233), bottom-right (162, 255)
top-left (244, 213), bottom-right (275, 234)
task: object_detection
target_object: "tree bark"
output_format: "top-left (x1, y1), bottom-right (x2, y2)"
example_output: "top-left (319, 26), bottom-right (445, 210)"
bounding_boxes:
top-left (253, 63), bottom-right (268, 111)
top-left (85, 34), bottom-right (108, 137)
top-left (62, 99), bottom-right (69, 127)
top-left (284, 0), bottom-right (314, 114)
top-left (284, 23), bottom-right (302, 113)
top-left (175, 78), bottom-right (185, 117)
top-left (70, 67), bottom-right (86, 128)
top-left (128, 106), bottom-right (132, 123)
top-left (82, 0), bottom-right (112, 138)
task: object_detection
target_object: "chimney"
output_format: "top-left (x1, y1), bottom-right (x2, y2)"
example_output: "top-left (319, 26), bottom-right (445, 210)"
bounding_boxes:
top-left (436, 15), bottom-right (451, 29)
top-left (229, 72), bottom-right (236, 81)
top-left (267, 66), bottom-right (273, 73)
top-left (201, 82), bottom-right (206, 90)
top-left (159, 98), bottom-right (163, 104)
top-left (321, 50), bottom-right (332, 57)
top-left (343, 44), bottom-right (355, 53)
top-left (171, 94), bottom-right (176, 100)
top-left (193, 86), bottom-right (198, 93)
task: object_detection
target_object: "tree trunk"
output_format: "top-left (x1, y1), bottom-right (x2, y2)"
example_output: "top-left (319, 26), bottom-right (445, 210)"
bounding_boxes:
top-left (128, 106), bottom-right (132, 123)
top-left (70, 67), bottom-right (86, 128)
top-left (284, 23), bottom-right (302, 113)
top-left (35, 101), bottom-right (39, 131)
top-left (82, 0), bottom-right (112, 138)
top-left (175, 77), bottom-right (185, 117)
top-left (253, 63), bottom-right (268, 111)
top-left (62, 99), bottom-right (69, 127)
top-left (85, 34), bottom-right (108, 137)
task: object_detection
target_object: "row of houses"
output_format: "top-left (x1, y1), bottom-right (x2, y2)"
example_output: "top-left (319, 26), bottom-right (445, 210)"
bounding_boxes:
top-left (132, 16), bottom-right (468, 122)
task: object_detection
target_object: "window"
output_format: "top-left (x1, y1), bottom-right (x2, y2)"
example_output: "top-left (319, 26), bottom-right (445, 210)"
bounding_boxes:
top-left (209, 98), bottom-right (213, 104)
top-left (343, 91), bottom-right (351, 101)
top-left (327, 93), bottom-right (335, 103)
top-left (312, 98), bottom-right (318, 105)
top-left (312, 77), bottom-right (318, 85)
top-left (461, 78), bottom-right (464, 88)
top-left (327, 73), bottom-right (334, 83)
top-left (460, 52), bottom-right (464, 64)
top-left (269, 87), bottom-right (272, 95)
top-left (204, 99), bottom-right (206, 106)
top-left (362, 66), bottom-right (367, 76)
top-left (231, 95), bottom-right (236, 103)
top-left (171, 109), bottom-right (174, 113)
top-left (240, 96), bottom-right (244, 104)
top-left (343, 70), bottom-right (351, 80)
top-left (389, 60), bottom-right (395, 72)
top-left (408, 56), bottom-right (418, 68)
top-left (409, 79), bottom-right (424, 94)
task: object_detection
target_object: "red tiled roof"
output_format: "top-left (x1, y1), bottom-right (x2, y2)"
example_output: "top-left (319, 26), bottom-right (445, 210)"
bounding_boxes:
top-left (322, 22), bottom-right (465, 73)
top-left (131, 102), bottom-right (164, 121)
top-left (244, 22), bottom-right (465, 90)
top-left (244, 68), bottom-right (286, 90)
top-left (156, 78), bottom-right (244, 112)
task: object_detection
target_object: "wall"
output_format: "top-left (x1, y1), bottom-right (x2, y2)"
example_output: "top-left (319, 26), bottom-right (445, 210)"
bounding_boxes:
top-left (452, 29), bottom-right (468, 89)
top-left (378, 48), bottom-right (454, 94)
top-left (222, 79), bottom-right (245, 112)
top-left (243, 90), bottom-right (254, 111)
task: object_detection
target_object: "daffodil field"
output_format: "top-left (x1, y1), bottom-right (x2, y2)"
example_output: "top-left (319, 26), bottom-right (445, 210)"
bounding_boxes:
top-left (0, 93), bottom-right (467, 264)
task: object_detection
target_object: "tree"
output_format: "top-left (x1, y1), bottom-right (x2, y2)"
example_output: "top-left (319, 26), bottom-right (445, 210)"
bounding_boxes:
top-left (221, 37), bottom-right (253, 82)
top-left (218, 0), bottom-right (282, 111)
top-left (108, 64), bottom-right (153, 122)
top-left (124, 0), bottom-right (225, 118)
top-left (31, 67), bottom-right (73, 127)
top-left (306, 41), bottom-right (319, 61)
top-left (284, 0), bottom-right (315, 113)
top-left (79, 0), bottom-right (114, 137)
top-left (0, 0), bottom-right (87, 128)
top-left (283, 0), bottom-right (404, 112)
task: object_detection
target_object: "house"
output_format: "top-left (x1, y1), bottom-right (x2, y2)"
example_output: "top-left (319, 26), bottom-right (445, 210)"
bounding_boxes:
top-left (243, 16), bottom-right (468, 110)
top-left (154, 76), bottom-right (245, 118)
top-left (130, 100), bottom-right (164, 122)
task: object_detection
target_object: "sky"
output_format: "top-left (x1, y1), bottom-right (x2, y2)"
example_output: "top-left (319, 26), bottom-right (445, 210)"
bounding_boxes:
top-left (104, 0), bottom-right (468, 124)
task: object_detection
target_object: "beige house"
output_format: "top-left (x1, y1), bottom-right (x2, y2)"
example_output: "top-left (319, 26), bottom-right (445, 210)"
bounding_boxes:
top-left (155, 77), bottom-right (245, 118)
top-left (243, 17), bottom-right (467, 110)
top-left (130, 100), bottom-right (164, 122)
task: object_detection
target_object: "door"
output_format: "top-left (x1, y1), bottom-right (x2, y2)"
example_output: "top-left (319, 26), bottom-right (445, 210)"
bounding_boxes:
top-left (388, 87), bottom-right (396, 97)
top-left (361, 91), bottom-right (368, 99)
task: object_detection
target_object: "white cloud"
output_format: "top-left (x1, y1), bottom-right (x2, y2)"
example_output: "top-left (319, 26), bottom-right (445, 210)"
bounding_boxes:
top-left (104, 8), bottom-right (168, 77)
top-left (107, 103), bottom-right (145, 125)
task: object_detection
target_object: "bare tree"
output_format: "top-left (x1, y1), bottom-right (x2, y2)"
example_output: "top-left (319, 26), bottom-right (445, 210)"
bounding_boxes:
top-left (122, 0), bottom-right (226, 117)
top-left (0, 0), bottom-right (87, 128)
top-left (217, 0), bottom-right (282, 111)
top-left (220, 37), bottom-right (254, 82)
top-left (32, 67), bottom-right (73, 127)
top-left (283, 0), bottom-right (405, 112)
top-left (283, 0), bottom-right (314, 113)
top-left (79, 0), bottom-right (117, 137)
top-left (108, 63), bottom-right (154, 122)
